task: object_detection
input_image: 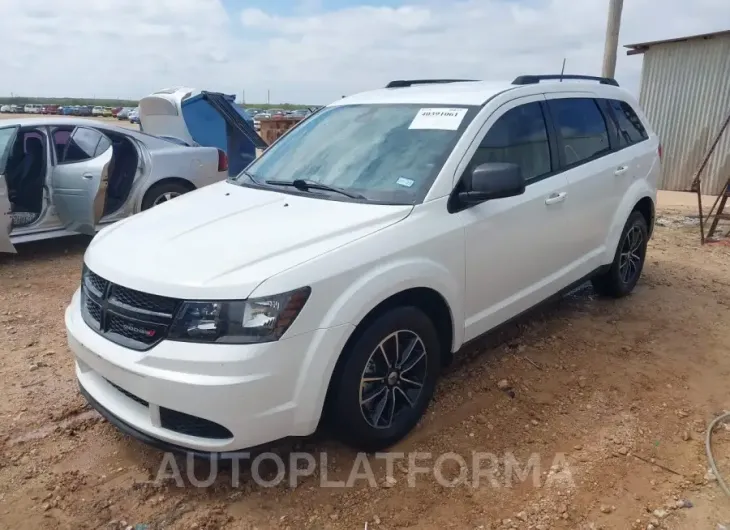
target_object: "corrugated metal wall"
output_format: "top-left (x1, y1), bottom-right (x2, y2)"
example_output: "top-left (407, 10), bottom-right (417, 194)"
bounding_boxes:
top-left (638, 35), bottom-right (730, 195)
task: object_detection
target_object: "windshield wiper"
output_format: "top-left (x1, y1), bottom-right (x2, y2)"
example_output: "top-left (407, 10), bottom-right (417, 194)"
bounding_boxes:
top-left (264, 179), bottom-right (366, 200)
top-left (239, 170), bottom-right (259, 183)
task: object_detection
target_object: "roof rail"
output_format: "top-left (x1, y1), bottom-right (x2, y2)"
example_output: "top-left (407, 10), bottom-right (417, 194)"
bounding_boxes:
top-left (385, 79), bottom-right (478, 89)
top-left (511, 74), bottom-right (619, 87)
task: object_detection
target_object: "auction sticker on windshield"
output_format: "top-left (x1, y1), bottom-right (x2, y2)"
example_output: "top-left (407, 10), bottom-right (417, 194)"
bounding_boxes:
top-left (409, 108), bottom-right (467, 131)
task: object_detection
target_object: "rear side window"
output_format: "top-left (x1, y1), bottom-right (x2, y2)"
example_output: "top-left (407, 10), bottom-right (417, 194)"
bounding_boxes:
top-left (62, 127), bottom-right (103, 163)
top-left (607, 99), bottom-right (648, 147)
top-left (469, 102), bottom-right (552, 182)
top-left (94, 136), bottom-right (112, 157)
top-left (548, 98), bottom-right (610, 166)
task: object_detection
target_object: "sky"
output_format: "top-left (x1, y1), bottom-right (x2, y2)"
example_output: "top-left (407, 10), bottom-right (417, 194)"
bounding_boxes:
top-left (0, 0), bottom-right (728, 105)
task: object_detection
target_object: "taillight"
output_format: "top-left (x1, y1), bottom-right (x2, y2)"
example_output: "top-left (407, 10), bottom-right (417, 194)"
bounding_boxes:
top-left (217, 149), bottom-right (228, 172)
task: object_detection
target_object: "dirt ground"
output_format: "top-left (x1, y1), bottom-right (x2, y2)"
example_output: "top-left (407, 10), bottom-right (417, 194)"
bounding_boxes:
top-left (1, 194), bottom-right (730, 530)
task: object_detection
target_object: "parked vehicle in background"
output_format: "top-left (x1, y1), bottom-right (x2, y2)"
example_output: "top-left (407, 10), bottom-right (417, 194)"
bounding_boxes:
top-left (10, 104), bottom-right (23, 113)
top-left (116, 107), bottom-right (133, 120)
top-left (128, 108), bottom-right (140, 124)
top-left (102, 108), bottom-right (113, 117)
top-left (23, 104), bottom-right (42, 114)
top-left (111, 107), bottom-right (123, 117)
top-left (62, 74), bottom-right (660, 456)
top-left (253, 111), bottom-right (270, 132)
top-left (136, 87), bottom-right (265, 176)
top-left (268, 108), bottom-right (286, 116)
top-left (0, 117), bottom-right (230, 253)
top-left (42, 105), bottom-right (59, 115)
top-left (92, 106), bottom-right (105, 117)
top-left (0, 105), bottom-right (10, 113)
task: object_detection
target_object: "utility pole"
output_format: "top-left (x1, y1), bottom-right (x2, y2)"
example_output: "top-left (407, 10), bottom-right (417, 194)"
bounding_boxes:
top-left (242, 89), bottom-right (245, 104)
top-left (267, 89), bottom-right (270, 104)
top-left (601, 0), bottom-right (624, 78)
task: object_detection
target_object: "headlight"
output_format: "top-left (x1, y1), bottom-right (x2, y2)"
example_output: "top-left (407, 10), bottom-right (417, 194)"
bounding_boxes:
top-left (167, 287), bottom-right (311, 344)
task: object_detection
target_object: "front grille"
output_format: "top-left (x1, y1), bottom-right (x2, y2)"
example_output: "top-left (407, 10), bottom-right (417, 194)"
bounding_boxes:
top-left (85, 296), bottom-right (102, 328)
top-left (86, 271), bottom-right (109, 295)
top-left (110, 285), bottom-right (178, 315)
top-left (81, 267), bottom-right (180, 351)
top-left (107, 379), bottom-right (149, 407)
top-left (159, 408), bottom-right (233, 440)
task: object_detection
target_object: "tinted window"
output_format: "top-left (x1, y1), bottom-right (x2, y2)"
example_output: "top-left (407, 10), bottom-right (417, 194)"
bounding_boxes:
top-left (608, 99), bottom-right (648, 146)
top-left (548, 98), bottom-right (610, 166)
top-left (469, 102), bottom-right (551, 182)
top-left (63, 127), bottom-right (103, 163)
top-left (94, 136), bottom-right (112, 157)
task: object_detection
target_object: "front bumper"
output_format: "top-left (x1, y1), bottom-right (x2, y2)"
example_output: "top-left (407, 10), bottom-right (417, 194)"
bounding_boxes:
top-left (66, 288), bottom-right (354, 453)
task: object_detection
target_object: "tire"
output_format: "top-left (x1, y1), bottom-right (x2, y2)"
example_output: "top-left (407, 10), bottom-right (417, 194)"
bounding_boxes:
top-left (328, 306), bottom-right (442, 452)
top-left (591, 210), bottom-right (648, 298)
top-left (141, 182), bottom-right (192, 211)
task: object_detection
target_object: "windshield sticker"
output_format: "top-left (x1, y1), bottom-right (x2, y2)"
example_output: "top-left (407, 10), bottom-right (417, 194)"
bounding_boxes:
top-left (396, 177), bottom-right (415, 188)
top-left (409, 108), bottom-right (468, 131)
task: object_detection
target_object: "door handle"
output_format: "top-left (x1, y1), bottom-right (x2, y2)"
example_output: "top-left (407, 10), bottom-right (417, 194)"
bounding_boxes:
top-left (614, 165), bottom-right (629, 176)
top-left (82, 173), bottom-right (94, 180)
top-left (545, 192), bottom-right (567, 205)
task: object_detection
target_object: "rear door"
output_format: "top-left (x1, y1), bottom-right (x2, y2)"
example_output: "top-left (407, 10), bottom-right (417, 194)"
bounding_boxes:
top-left (0, 125), bottom-right (19, 253)
top-left (543, 93), bottom-right (617, 274)
top-left (51, 126), bottom-right (112, 235)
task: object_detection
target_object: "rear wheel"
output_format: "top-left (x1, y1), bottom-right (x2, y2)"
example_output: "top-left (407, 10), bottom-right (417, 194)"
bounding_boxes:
top-left (141, 181), bottom-right (193, 211)
top-left (328, 306), bottom-right (442, 452)
top-left (591, 211), bottom-right (648, 297)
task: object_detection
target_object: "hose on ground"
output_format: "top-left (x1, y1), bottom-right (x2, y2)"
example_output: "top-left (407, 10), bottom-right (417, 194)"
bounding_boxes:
top-left (706, 411), bottom-right (730, 499)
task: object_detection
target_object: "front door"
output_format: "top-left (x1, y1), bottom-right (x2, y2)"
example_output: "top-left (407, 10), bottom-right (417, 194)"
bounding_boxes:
top-left (457, 96), bottom-right (575, 342)
top-left (0, 125), bottom-right (19, 253)
top-left (51, 126), bottom-right (112, 235)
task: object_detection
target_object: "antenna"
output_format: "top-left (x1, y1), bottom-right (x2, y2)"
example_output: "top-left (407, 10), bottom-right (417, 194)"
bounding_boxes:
top-left (560, 58), bottom-right (566, 82)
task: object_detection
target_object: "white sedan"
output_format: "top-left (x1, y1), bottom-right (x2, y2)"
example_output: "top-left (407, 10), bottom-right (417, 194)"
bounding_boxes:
top-left (1, 117), bottom-right (228, 253)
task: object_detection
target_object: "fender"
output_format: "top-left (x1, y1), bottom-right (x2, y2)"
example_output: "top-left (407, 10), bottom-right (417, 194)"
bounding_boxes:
top-left (290, 258), bottom-right (464, 432)
top-left (321, 257), bottom-right (463, 350)
top-left (602, 178), bottom-right (656, 264)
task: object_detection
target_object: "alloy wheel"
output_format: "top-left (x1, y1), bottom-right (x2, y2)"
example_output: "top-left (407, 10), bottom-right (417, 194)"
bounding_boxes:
top-left (359, 330), bottom-right (428, 429)
top-left (152, 191), bottom-right (181, 206)
top-left (619, 225), bottom-right (644, 284)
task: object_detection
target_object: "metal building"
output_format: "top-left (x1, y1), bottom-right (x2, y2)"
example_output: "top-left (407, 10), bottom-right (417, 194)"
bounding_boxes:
top-left (625, 30), bottom-right (730, 195)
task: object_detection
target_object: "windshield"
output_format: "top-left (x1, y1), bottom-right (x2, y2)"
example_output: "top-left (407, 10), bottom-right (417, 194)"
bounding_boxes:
top-left (232, 103), bottom-right (477, 204)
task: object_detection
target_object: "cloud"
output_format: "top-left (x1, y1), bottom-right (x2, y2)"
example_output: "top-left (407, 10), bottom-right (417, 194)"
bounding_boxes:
top-left (0, 0), bottom-right (728, 104)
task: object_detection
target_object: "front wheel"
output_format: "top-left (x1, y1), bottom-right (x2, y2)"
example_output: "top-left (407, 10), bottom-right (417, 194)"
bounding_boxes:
top-left (328, 306), bottom-right (442, 452)
top-left (591, 211), bottom-right (648, 297)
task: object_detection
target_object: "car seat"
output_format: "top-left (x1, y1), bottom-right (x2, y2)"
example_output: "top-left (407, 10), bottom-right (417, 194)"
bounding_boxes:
top-left (13, 137), bottom-right (45, 213)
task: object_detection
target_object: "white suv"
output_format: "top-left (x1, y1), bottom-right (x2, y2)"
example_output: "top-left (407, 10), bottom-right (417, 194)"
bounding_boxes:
top-left (65, 75), bottom-right (660, 456)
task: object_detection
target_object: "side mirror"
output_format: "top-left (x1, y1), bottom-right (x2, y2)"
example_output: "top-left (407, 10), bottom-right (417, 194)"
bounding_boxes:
top-left (458, 162), bottom-right (525, 204)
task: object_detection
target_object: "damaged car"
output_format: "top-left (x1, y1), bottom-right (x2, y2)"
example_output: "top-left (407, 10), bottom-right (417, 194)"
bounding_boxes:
top-left (0, 118), bottom-right (230, 253)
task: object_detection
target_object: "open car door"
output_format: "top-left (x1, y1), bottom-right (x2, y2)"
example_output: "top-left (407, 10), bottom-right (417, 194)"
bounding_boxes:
top-left (0, 125), bottom-right (19, 253)
top-left (51, 127), bottom-right (111, 235)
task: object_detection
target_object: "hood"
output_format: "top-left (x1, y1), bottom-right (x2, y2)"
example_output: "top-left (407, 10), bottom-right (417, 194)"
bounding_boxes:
top-left (85, 182), bottom-right (412, 299)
